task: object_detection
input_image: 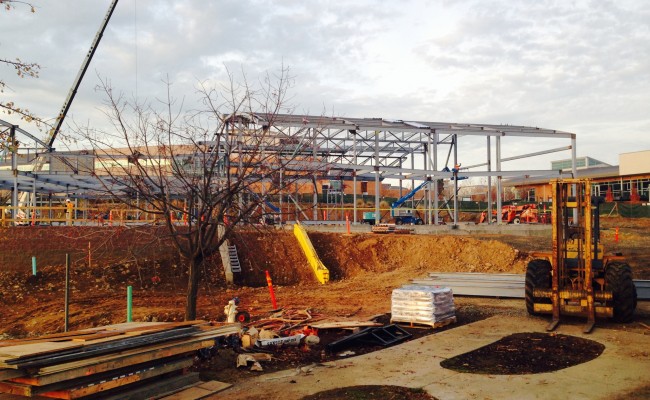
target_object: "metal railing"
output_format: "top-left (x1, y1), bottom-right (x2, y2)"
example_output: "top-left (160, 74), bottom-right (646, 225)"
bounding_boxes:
top-left (0, 206), bottom-right (163, 227)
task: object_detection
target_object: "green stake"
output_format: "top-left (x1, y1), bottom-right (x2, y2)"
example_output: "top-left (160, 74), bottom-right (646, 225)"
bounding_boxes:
top-left (127, 285), bottom-right (133, 322)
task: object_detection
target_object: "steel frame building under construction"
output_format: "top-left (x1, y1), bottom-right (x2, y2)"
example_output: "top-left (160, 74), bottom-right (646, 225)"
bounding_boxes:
top-left (1, 113), bottom-right (577, 226)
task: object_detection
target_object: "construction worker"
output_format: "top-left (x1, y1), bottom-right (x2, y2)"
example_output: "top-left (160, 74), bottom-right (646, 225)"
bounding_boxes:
top-left (65, 199), bottom-right (74, 226)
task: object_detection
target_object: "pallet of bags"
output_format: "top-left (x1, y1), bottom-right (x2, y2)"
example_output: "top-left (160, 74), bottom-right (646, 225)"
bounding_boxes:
top-left (390, 285), bottom-right (456, 328)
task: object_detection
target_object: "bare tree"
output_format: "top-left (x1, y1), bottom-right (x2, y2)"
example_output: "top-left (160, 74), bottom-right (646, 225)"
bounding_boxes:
top-left (0, 1), bottom-right (48, 149)
top-left (76, 67), bottom-right (323, 320)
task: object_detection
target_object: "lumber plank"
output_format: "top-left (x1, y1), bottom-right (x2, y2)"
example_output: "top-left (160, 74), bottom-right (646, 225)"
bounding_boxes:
top-left (0, 342), bottom-right (84, 365)
top-left (35, 358), bottom-right (193, 399)
top-left (4, 326), bottom-right (200, 369)
top-left (0, 369), bottom-right (24, 381)
top-left (11, 339), bottom-right (214, 386)
top-left (0, 381), bottom-right (32, 397)
top-left (31, 324), bottom-right (238, 377)
top-left (0, 331), bottom-right (110, 347)
top-left (0, 394), bottom-right (50, 400)
top-left (69, 332), bottom-right (123, 342)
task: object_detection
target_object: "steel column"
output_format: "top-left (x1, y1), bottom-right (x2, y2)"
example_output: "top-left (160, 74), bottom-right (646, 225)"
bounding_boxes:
top-left (496, 136), bottom-right (502, 224)
top-left (487, 136), bottom-right (492, 224)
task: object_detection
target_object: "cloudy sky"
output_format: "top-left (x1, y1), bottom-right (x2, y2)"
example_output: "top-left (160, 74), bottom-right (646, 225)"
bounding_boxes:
top-left (2, 0), bottom-right (649, 170)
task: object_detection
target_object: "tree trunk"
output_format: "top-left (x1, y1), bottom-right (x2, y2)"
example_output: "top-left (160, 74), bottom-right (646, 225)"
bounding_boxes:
top-left (185, 255), bottom-right (202, 320)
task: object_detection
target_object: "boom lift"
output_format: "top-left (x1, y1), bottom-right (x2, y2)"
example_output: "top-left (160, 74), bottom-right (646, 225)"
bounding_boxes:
top-left (525, 179), bottom-right (637, 333)
top-left (390, 180), bottom-right (430, 225)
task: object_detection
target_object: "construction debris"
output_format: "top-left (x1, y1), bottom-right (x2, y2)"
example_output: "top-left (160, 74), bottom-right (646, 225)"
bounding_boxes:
top-left (326, 324), bottom-right (412, 353)
top-left (256, 333), bottom-right (305, 347)
top-left (0, 321), bottom-right (240, 399)
top-left (236, 353), bottom-right (273, 371)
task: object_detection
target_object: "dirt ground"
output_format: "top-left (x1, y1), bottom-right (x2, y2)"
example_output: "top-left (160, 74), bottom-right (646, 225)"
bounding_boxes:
top-left (0, 233), bottom-right (535, 338)
top-left (0, 217), bottom-right (648, 397)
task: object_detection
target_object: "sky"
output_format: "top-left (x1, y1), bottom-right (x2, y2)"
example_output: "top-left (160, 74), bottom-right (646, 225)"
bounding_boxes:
top-left (2, 0), bottom-right (649, 172)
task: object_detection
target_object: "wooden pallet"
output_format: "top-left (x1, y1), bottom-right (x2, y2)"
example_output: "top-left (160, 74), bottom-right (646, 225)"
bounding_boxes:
top-left (391, 316), bottom-right (457, 329)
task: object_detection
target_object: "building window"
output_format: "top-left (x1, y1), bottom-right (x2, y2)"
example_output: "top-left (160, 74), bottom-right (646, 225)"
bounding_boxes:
top-left (527, 189), bottom-right (536, 202)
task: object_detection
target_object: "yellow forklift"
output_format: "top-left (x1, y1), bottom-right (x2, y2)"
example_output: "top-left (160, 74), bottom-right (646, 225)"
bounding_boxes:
top-left (526, 179), bottom-right (637, 333)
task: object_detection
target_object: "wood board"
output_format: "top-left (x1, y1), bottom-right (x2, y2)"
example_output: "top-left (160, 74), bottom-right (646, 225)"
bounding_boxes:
top-left (0, 342), bottom-right (84, 366)
top-left (10, 339), bottom-right (214, 386)
top-left (0, 358), bottom-right (192, 398)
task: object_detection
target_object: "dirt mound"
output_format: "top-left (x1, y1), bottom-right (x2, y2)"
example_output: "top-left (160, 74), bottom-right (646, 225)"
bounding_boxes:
top-left (231, 231), bottom-right (530, 287)
top-left (309, 233), bottom-right (527, 279)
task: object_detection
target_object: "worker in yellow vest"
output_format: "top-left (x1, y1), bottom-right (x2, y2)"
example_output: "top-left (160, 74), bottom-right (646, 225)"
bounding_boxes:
top-left (65, 199), bottom-right (74, 226)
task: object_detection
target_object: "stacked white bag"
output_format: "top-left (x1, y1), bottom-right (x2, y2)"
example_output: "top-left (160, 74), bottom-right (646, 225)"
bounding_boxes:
top-left (391, 285), bottom-right (455, 326)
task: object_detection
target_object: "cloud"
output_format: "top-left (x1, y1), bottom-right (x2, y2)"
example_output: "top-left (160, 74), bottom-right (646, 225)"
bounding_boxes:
top-left (1, 0), bottom-right (649, 167)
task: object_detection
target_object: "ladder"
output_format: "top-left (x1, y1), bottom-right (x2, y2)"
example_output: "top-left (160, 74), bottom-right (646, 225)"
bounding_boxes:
top-left (228, 244), bottom-right (241, 273)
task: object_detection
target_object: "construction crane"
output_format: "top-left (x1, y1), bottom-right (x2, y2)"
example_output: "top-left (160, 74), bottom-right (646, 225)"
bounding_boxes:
top-left (525, 178), bottom-right (637, 333)
top-left (47, 0), bottom-right (119, 148)
top-left (11, 0), bottom-right (118, 224)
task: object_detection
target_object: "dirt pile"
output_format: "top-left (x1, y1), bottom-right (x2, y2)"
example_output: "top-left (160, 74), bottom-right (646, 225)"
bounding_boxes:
top-left (231, 231), bottom-right (530, 286)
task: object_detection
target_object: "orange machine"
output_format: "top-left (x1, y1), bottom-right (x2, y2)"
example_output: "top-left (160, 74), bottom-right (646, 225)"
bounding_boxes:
top-left (479, 203), bottom-right (541, 224)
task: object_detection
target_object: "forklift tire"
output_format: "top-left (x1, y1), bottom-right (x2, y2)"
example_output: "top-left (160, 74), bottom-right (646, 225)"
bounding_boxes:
top-left (395, 219), bottom-right (403, 225)
top-left (525, 259), bottom-right (551, 316)
top-left (605, 262), bottom-right (637, 323)
top-left (491, 217), bottom-right (497, 223)
top-left (513, 217), bottom-right (521, 224)
top-left (416, 219), bottom-right (424, 225)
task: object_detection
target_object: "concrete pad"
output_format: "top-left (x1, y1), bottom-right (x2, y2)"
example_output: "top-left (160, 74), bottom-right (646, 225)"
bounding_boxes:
top-left (213, 315), bottom-right (650, 399)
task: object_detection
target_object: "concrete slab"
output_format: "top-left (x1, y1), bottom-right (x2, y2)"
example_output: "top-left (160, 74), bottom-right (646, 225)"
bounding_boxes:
top-left (213, 315), bottom-right (650, 400)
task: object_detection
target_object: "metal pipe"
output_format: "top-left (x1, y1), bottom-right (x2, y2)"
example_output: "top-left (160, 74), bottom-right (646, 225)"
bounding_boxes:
top-left (64, 254), bottom-right (70, 332)
top-left (487, 136), bottom-right (492, 224)
top-left (31, 257), bottom-right (37, 276)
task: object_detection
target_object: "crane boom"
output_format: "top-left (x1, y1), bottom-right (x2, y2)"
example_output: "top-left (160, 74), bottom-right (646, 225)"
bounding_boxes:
top-left (47, 0), bottom-right (119, 148)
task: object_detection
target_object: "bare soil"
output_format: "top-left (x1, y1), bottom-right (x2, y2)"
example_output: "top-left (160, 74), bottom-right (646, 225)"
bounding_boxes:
top-left (301, 385), bottom-right (438, 400)
top-left (440, 332), bottom-right (605, 374)
top-left (0, 218), bottom-right (649, 396)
